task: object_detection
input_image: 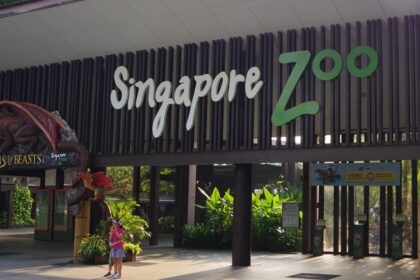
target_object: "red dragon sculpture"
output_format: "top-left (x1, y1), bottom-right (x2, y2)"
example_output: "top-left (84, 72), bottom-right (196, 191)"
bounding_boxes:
top-left (0, 100), bottom-right (104, 215)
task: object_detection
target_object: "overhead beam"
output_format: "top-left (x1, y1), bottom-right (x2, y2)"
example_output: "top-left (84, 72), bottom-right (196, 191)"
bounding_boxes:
top-left (90, 145), bottom-right (420, 167)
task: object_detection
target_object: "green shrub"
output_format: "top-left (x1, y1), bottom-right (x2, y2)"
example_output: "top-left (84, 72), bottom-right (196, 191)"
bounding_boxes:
top-left (12, 185), bottom-right (34, 226)
top-left (182, 186), bottom-right (301, 252)
top-left (158, 216), bottom-right (175, 233)
top-left (182, 223), bottom-right (231, 249)
top-left (124, 242), bottom-right (141, 255)
top-left (78, 234), bottom-right (108, 257)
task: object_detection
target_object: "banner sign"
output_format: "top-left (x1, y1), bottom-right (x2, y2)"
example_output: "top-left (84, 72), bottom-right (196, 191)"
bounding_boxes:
top-left (0, 152), bottom-right (80, 171)
top-left (311, 162), bottom-right (401, 186)
top-left (282, 202), bottom-right (300, 228)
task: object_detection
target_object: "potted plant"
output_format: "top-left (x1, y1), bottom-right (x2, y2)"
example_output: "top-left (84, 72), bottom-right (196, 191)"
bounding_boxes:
top-left (124, 242), bottom-right (141, 262)
top-left (78, 234), bottom-right (108, 264)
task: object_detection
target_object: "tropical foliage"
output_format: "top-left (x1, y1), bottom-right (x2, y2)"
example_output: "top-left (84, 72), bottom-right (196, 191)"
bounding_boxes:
top-left (107, 200), bottom-right (151, 243)
top-left (12, 185), bottom-right (34, 226)
top-left (158, 215), bottom-right (175, 233)
top-left (124, 242), bottom-right (141, 255)
top-left (183, 186), bottom-right (302, 252)
top-left (78, 234), bottom-right (108, 258)
top-left (106, 166), bottom-right (175, 200)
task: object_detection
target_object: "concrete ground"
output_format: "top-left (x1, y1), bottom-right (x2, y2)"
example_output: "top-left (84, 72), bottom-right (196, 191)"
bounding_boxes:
top-left (0, 230), bottom-right (417, 280)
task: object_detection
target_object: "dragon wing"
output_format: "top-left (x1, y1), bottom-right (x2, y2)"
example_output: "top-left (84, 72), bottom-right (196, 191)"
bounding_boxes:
top-left (0, 100), bottom-right (68, 150)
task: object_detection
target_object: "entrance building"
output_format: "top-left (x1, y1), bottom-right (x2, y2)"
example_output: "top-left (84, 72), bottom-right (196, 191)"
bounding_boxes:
top-left (0, 0), bottom-right (419, 273)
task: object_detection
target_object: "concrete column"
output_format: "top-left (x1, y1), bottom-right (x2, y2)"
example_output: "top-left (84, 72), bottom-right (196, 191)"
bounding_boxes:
top-left (149, 166), bottom-right (160, 246)
top-left (187, 165), bottom-right (196, 225)
top-left (174, 165), bottom-right (189, 247)
top-left (232, 164), bottom-right (253, 267)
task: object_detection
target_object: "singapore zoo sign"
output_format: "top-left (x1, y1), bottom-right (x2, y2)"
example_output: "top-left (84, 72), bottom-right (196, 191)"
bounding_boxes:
top-left (111, 46), bottom-right (378, 138)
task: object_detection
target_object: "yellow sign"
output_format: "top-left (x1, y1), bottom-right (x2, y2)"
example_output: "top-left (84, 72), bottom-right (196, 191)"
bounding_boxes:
top-left (346, 171), bottom-right (395, 183)
top-left (0, 154), bottom-right (43, 169)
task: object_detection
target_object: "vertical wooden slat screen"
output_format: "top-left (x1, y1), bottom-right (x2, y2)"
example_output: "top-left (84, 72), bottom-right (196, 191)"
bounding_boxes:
top-left (345, 23), bottom-right (351, 145)
top-left (320, 26), bottom-right (326, 147)
top-left (393, 18), bottom-right (400, 143)
top-left (198, 42), bottom-right (209, 151)
top-left (0, 15), bottom-right (418, 158)
top-left (377, 20), bottom-right (383, 145)
top-left (404, 18), bottom-right (411, 143)
top-left (165, 47), bottom-right (175, 153)
top-left (246, 36), bottom-right (256, 150)
top-left (147, 50), bottom-right (156, 154)
top-left (355, 22), bottom-right (362, 145)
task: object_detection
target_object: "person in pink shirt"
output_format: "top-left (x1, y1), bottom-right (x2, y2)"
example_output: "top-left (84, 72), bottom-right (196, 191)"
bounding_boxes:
top-left (110, 218), bottom-right (125, 279)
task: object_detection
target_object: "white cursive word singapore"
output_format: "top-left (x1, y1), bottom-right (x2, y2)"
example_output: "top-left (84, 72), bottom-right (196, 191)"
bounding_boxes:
top-left (110, 66), bottom-right (263, 137)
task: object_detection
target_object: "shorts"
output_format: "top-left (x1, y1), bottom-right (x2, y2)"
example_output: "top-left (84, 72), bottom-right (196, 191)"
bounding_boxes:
top-left (112, 248), bottom-right (125, 259)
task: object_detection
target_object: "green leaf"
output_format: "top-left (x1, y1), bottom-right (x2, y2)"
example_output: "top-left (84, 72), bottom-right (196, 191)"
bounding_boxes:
top-left (263, 187), bottom-right (273, 203)
top-left (223, 189), bottom-right (233, 203)
top-left (211, 188), bottom-right (220, 204)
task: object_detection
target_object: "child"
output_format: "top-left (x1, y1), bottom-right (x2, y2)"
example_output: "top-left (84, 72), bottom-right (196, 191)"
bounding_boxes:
top-left (104, 223), bottom-right (117, 277)
top-left (111, 218), bottom-right (125, 279)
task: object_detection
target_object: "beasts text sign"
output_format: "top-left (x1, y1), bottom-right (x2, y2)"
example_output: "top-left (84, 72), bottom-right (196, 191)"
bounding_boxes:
top-left (0, 152), bottom-right (80, 170)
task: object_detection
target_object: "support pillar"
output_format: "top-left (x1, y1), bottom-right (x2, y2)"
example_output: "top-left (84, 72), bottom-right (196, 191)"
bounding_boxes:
top-left (285, 162), bottom-right (299, 185)
top-left (174, 165), bottom-right (189, 247)
top-left (232, 164), bottom-right (253, 267)
top-left (40, 170), bottom-right (46, 189)
top-left (302, 162), bottom-right (313, 254)
top-left (7, 190), bottom-right (13, 229)
top-left (187, 165), bottom-right (196, 225)
top-left (149, 166), bottom-right (160, 246)
top-left (73, 200), bottom-right (91, 262)
top-left (56, 169), bottom-right (64, 189)
top-left (132, 166), bottom-right (141, 203)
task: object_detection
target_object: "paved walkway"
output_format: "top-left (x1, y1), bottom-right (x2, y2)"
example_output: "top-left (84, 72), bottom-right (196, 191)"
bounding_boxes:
top-left (0, 227), bottom-right (34, 237)
top-left (0, 233), bottom-right (417, 280)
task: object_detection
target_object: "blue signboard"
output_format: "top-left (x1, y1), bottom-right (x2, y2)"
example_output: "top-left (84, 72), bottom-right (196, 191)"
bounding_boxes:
top-left (311, 162), bottom-right (401, 186)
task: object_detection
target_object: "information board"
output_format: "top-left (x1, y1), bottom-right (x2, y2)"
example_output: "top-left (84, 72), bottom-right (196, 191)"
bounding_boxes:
top-left (311, 162), bottom-right (401, 186)
top-left (282, 202), bottom-right (299, 228)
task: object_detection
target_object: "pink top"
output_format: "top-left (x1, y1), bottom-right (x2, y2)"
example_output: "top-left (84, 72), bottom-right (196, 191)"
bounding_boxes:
top-left (111, 228), bottom-right (124, 249)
